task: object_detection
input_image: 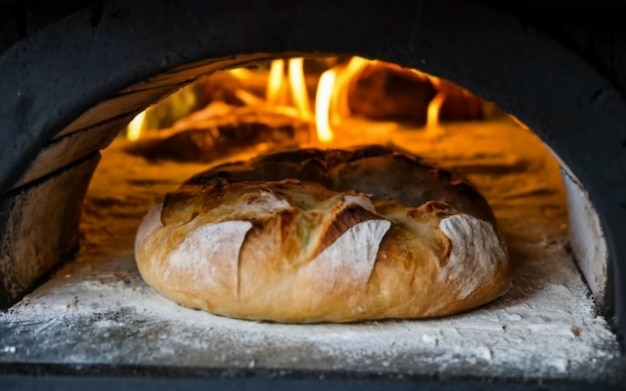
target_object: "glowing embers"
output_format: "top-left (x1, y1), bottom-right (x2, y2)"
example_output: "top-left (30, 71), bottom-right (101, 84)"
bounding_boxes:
top-left (123, 56), bottom-right (489, 162)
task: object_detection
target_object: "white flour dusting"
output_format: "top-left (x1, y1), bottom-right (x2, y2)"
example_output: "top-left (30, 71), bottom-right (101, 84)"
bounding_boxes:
top-left (303, 219), bottom-right (391, 290)
top-left (166, 220), bottom-right (252, 293)
top-left (439, 214), bottom-right (507, 298)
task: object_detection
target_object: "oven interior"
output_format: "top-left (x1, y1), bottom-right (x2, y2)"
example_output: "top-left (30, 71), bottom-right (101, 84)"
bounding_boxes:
top-left (0, 55), bottom-right (621, 383)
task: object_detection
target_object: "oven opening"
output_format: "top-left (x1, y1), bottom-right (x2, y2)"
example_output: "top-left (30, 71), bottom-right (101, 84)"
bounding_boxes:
top-left (1, 55), bottom-right (620, 380)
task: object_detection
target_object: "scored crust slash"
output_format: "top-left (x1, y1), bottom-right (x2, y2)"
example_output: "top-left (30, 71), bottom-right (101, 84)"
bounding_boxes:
top-left (134, 145), bottom-right (511, 322)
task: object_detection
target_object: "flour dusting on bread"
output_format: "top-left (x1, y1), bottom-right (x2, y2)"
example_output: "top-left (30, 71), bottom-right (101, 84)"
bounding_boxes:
top-left (167, 221), bottom-right (252, 295)
top-left (304, 219), bottom-right (391, 289)
top-left (439, 215), bottom-right (507, 298)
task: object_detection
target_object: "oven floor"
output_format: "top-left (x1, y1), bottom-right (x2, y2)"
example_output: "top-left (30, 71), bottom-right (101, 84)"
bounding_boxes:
top-left (0, 118), bottom-right (620, 381)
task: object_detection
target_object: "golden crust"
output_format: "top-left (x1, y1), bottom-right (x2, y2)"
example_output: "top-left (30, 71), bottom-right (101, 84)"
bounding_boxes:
top-left (136, 152), bottom-right (511, 322)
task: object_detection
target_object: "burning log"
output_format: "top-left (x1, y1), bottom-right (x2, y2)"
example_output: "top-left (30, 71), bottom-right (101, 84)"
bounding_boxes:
top-left (348, 63), bottom-right (486, 124)
top-left (437, 79), bottom-right (486, 121)
top-left (124, 103), bottom-right (308, 163)
top-left (349, 63), bottom-right (436, 124)
top-left (195, 69), bottom-right (267, 107)
top-left (124, 56), bottom-right (492, 157)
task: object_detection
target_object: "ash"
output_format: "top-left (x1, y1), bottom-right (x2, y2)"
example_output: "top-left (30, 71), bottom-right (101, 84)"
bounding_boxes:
top-left (0, 118), bottom-right (620, 381)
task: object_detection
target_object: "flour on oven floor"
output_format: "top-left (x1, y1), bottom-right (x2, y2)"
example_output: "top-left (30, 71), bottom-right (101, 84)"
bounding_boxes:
top-left (0, 249), bottom-right (619, 379)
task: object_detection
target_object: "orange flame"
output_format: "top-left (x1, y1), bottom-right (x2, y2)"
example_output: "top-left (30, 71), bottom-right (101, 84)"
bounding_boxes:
top-left (313, 57), bottom-right (370, 144)
top-left (332, 56), bottom-right (369, 122)
top-left (288, 58), bottom-right (312, 120)
top-left (228, 67), bottom-right (253, 80)
top-left (234, 89), bottom-right (265, 106)
top-left (427, 92), bottom-right (446, 129)
top-left (127, 110), bottom-right (146, 141)
top-left (267, 59), bottom-right (285, 105)
top-left (315, 69), bottom-right (336, 143)
top-left (126, 56), bottom-right (451, 145)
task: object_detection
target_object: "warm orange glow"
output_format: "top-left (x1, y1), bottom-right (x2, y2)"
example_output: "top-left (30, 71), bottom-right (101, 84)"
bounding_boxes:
top-left (234, 89), bottom-right (265, 106)
top-left (267, 59), bottom-right (285, 105)
top-left (228, 67), bottom-right (253, 80)
top-left (428, 75), bottom-right (442, 87)
top-left (315, 70), bottom-right (336, 143)
top-left (333, 56), bottom-right (369, 121)
top-left (125, 56), bottom-right (482, 146)
top-left (509, 114), bottom-right (530, 131)
top-left (234, 89), bottom-right (299, 118)
top-left (288, 58), bottom-right (312, 120)
top-left (127, 110), bottom-right (146, 141)
top-left (412, 68), bottom-right (441, 86)
top-left (413, 69), bottom-right (446, 127)
top-left (427, 92), bottom-right (446, 129)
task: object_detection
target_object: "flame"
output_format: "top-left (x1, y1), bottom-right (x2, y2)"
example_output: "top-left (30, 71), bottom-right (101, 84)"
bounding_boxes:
top-left (288, 58), bottom-right (312, 120)
top-left (427, 92), bottom-right (446, 129)
top-left (127, 110), bottom-right (147, 141)
top-left (315, 69), bottom-right (336, 143)
top-left (267, 59), bottom-right (285, 105)
top-left (228, 67), bottom-right (253, 80)
top-left (234, 89), bottom-right (265, 107)
top-left (125, 56), bottom-right (471, 145)
top-left (412, 70), bottom-right (445, 127)
top-left (125, 57), bottom-right (373, 143)
top-left (312, 57), bottom-right (370, 144)
top-left (333, 56), bottom-right (369, 121)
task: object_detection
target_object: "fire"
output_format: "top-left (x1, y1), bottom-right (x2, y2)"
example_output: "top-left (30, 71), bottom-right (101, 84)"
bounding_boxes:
top-left (288, 58), bottom-right (312, 120)
top-left (332, 56), bottom-right (370, 122)
top-left (124, 57), bottom-right (375, 145)
top-left (314, 70), bottom-right (336, 143)
top-left (312, 56), bottom-right (370, 143)
top-left (427, 92), bottom-right (446, 129)
top-left (127, 110), bottom-right (146, 141)
top-left (124, 56), bottom-right (482, 148)
top-left (267, 59), bottom-right (285, 105)
top-left (421, 74), bottom-right (446, 134)
top-left (234, 89), bottom-right (265, 106)
top-left (227, 67), bottom-right (253, 80)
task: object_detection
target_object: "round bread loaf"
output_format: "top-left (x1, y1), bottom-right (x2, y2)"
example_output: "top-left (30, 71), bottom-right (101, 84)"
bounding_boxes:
top-left (135, 146), bottom-right (511, 322)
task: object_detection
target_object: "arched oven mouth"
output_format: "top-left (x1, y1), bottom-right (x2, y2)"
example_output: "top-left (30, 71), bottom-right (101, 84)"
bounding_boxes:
top-left (0, 1), bottom-right (625, 388)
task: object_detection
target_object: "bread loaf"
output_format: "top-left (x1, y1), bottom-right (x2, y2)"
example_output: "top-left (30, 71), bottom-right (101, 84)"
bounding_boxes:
top-left (135, 146), bottom-right (511, 322)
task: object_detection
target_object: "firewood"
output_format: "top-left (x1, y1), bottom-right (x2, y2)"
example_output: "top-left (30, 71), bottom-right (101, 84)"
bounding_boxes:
top-left (124, 104), bottom-right (309, 163)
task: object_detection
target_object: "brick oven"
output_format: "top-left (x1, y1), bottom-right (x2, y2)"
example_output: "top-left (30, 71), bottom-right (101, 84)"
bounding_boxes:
top-left (0, 1), bottom-right (625, 389)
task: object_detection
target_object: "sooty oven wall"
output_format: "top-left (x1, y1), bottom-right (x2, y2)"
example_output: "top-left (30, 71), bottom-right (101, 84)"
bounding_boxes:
top-left (0, 0), bottom-right (626, 344)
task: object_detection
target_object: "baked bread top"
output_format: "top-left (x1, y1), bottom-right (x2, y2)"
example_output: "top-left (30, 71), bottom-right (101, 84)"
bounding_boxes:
top-left (174, 145), bottom-right (495, 222)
